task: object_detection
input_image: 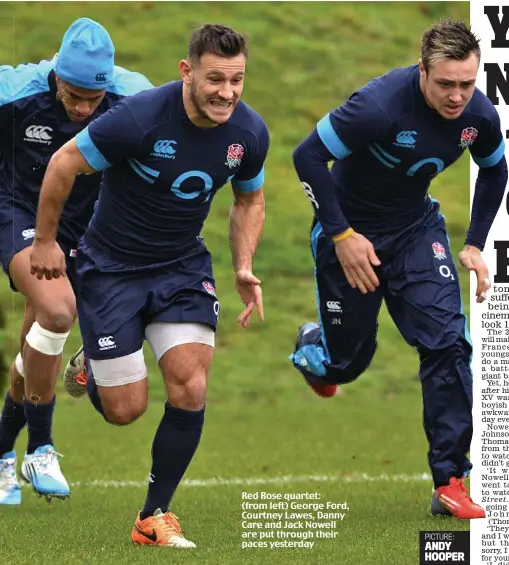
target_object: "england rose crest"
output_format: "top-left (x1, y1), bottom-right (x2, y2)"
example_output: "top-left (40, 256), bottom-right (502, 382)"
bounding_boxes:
top-left (202, 281), bottom-right (216, 296)
top-left (459, 127), bottom-right (478, 149)
top-left (432, 241), bottom-right (447, 260)
top-left (225, 143), bottom-right (244, 169)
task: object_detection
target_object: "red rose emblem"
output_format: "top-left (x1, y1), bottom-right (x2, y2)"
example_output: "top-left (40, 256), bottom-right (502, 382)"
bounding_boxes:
top-left (228, 144), bottom-right (244, 161)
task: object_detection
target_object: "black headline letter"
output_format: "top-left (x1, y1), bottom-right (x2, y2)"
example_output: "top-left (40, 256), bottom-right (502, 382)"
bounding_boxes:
top-left (485, 6), bottom-right (509, 47)
top-left (494, 241), bottom-right (509, 283)
top-left (485, 63), bottom-right (509, 105)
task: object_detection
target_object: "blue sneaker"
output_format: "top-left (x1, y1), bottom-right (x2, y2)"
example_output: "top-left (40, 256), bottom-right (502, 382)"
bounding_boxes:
top-left (290, 322), bottom-right (337, 398)
top-left (0, 451), bottom-right (21, 505)
top-left (20, 445), bottom-right (70, 500)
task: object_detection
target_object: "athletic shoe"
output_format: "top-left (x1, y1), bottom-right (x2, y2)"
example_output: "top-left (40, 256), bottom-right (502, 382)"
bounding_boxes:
top-left (0, 451), bottom-right (21, 505)
top-left (20, 445), bottom-right (70, 500)
top-left (64, 345), bottom-right (87, 398)
top-left (291, 322), bottom-right (337, 398)
top-left (431, 477), bottom-right (485, 519)
top-left (131, 509), bottom-right (196, 548)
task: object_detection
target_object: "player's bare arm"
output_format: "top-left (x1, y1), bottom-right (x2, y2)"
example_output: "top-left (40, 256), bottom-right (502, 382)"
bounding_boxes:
top-left (30, 139), bottom-right (96, 280)
top-left (230, 186), bottom-right (265, 327)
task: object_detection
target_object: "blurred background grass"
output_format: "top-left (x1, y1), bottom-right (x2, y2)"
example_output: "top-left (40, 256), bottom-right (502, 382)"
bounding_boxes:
top-left (0, 1), bottom-right (471, 398)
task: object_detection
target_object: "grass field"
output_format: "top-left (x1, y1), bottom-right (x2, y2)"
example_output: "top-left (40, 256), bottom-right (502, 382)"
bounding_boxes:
top-left (0, 2), bottom-right (472, 564)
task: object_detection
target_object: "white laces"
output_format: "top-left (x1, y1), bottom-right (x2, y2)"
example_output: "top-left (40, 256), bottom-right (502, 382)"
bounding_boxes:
top-left (30, 450), bottom-right (63, 475)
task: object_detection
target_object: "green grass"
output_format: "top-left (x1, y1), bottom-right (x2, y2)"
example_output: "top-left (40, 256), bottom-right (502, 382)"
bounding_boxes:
top-left (0, 2), bottom-right (472, 564)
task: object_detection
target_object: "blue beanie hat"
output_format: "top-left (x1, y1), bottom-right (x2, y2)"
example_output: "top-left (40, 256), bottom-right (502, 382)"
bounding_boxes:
top-left (55, 18), bottom-right (114, 90)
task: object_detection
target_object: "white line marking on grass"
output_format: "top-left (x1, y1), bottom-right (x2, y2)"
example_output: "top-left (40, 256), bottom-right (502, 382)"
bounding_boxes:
top-left (62, 472), bottom-right (432, 488)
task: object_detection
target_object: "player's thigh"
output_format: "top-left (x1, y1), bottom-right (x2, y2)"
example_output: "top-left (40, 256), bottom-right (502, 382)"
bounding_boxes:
top-left (146, 322), bottom-right (214, 408)
top-left (0, 202), bottom-right (75, 323)
top-left (20, 300), bottom-right (36, 351)
top-left (91, 351), bottom-right (149, 424)
top-left (386, 222), bottom-right (468, 350)
top-left (312, 222), bottom-right (383, 364)
top-left (76, 242), bottom-right (149, 388)
top-left (10, 247), bottom-right (76, 331)
top-left (78, 262), bottom-right (149, 423)
top-left (145, 247), bottom-right (217, 409)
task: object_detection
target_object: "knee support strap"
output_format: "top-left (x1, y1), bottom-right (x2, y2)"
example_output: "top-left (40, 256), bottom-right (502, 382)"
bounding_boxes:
top-left (14, 352), bottom-right (25, 377)
top-left (25, 321), bottom-right (70, 356)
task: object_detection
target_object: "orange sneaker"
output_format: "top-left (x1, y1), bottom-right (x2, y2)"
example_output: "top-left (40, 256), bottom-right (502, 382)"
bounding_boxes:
top-left (63, 346), bottom-right (87, 398)
top-left (432, 477), bottom-right (486, 519)
top-left (131, 509), bottom-right (196, 548)
top-left (306, 380), bottom-right (338, 398)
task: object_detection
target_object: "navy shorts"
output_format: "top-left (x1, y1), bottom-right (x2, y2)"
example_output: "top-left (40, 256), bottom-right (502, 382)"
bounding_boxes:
top-left (75, 237), bottom-right (220, 360)
top-left (312, 201), bottom-right (469, 370)
top-left (0, 193), bottom-right (78, 292)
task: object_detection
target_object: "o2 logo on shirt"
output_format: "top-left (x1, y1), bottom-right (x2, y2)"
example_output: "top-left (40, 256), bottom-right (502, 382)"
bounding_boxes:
top-left (439, 265), bottom-right (455, 281)
top-left (170, 170), bottom-right (234, 201)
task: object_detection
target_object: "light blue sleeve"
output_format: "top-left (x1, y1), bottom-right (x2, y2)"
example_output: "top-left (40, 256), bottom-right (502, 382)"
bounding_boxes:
top-left (108, 66), bottom-right (154, 96)
top-left (75, 128), bottom-right (111, 171)
top-left (0, 58), bottom-right (54, 106)
top-left (231, 120), bottom-right (270, 193)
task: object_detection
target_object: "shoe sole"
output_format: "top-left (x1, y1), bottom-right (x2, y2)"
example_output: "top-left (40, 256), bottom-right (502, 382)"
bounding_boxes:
top-left (431, 496), bottom-right (485, 519)
top-left (304, 378), bottom-right (337, 398)
top-left (63, 346), bottom-right (87, 398)
top-left (131, 533), bottom-right (197, 548)
top-left (19, 470), bottom-right (70, 503)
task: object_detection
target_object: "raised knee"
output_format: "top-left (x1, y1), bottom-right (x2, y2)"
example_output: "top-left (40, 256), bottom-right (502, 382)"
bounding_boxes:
top-left (38, 305), bottom-right (75, 333)
top-left (104, 402), bottom-right (147, 426)
top-left (34, 290), bottom-right (75, 331)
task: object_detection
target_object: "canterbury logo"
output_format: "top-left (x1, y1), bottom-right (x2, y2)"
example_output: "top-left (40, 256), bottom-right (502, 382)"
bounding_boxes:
top-left (98, 336), bottom-right (115, 350)
top-left (95, 73), bottom-right (107, 82)
top-left (22, 228), bottom-right (35, 240)
top-left (326, 301), bottom-right (342, 312)
top-left (394, 130), bottom-right (417, 148)
top-left (302, 182), bottom-right (319, 209)
top-left (152, 140), bottom-right (177, 159)
top-left (24, 125), bottom-right (53, 144)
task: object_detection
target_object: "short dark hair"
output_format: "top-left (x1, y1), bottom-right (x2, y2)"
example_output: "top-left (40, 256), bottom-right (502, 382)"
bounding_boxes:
top-left (421, 18), bottom-right (480, 72)
top-left (188, 24), bottom-right (247, 62)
